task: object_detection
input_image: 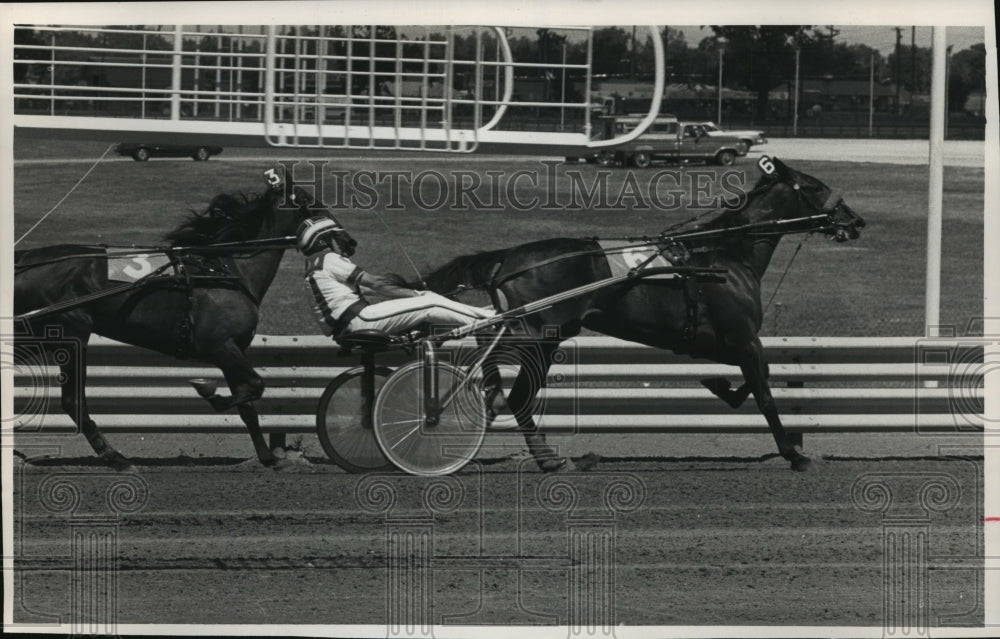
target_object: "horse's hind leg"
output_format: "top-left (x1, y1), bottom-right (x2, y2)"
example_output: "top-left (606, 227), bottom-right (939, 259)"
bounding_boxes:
top-left (200, 339), bottom-right (276, 466)
top-left (740, 341), bottom-right (810, 471)
top-left (506, 340), bottom-right (567, 472)
top-left (57, 337), bottom-right (132, 471)
top-left (476, 336), bottom-right (506, 424)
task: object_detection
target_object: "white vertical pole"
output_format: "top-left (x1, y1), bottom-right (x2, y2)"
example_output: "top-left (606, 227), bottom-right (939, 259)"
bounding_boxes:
top-left (49, 33), bottom-right (55, 115)
top-left (193, 46), bottom-right (200, 118)
top-left (264, 25), bottom-right (276, 128)
top-left (141, 33), bottom-right (147, 118)
top-left (560, 41), bottom-right (566, 131)
top-left (925, 26), bottom-right (947, 339)
top-left (171, 25), bottom-right (182, 119)
top-left (215, 31), bottom-right (221, 119)
top-left (868, 53), bottom-right (875, 137)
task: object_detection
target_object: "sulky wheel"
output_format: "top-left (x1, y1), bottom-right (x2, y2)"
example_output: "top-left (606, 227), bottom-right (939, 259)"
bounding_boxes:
top-left (316, 366), bottom-right (395, 473)
top-left (373, 361), bottom-right (487, 476)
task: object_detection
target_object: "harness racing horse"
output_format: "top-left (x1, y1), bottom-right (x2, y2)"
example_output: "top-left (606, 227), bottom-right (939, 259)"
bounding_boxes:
top-left (14, 171), bottom-right (355, 470)
top-left (418, 157), bottom-right (865, 472)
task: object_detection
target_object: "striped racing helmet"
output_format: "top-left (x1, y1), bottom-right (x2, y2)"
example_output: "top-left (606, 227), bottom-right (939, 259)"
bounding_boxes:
top-left (296, 216), bottom-right (345, 255)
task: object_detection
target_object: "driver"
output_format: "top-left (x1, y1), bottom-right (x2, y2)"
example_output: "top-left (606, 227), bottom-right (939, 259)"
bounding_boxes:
top-left (297, 216), bottom-right (494, 337)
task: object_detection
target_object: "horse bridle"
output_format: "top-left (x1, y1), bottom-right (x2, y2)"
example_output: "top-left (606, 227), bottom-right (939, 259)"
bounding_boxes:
top-left (741, 177), bottom-right (859, 241)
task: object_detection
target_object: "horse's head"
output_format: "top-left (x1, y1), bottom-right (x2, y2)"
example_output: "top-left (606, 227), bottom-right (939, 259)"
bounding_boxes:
top-left (263, 168), bottom-right (357, 256)
top-left (752, 156), bottom-right (866, 242)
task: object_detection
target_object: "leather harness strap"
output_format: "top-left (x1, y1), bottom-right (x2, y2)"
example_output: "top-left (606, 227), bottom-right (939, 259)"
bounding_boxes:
top-left (330, 299), bottom-right (370, 337)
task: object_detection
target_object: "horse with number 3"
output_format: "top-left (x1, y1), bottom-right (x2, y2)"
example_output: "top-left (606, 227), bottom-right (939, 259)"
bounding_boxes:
top-left (14, 169), bottom-right (354, 470)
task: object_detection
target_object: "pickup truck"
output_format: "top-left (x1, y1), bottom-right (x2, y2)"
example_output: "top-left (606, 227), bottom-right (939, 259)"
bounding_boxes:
top-left (575, 115), bottom-right (747, 168)
top-left (699, 121), bottom-right (767, 155)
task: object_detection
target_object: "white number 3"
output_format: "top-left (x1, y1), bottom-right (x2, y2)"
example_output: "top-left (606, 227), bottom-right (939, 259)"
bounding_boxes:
top-left (122, 254), bottom-right (152, 279)
top-left (264, 168), bottom-right (282, 187)
top-left (757, 156), bottom-right (776, 175)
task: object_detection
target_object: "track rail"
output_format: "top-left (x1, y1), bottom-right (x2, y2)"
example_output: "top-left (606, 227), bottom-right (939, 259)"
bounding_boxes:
top-left (12, 336), bottom-right (985, 443)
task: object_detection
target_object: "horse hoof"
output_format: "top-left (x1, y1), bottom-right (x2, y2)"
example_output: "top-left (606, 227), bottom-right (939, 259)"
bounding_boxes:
top-left (790, 456), bottom-right (812, 472)
top-left (538, 457), bottom-right (568, 473)
top-left (700, 378), bottom-right (731, 395)
top-left (189, 378), bottom-right (218, 399)
top-left (100, 450), bottom-right (134, 472)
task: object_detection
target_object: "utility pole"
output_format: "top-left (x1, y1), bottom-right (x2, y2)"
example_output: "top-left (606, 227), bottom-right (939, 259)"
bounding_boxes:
top-left (869, 52), bottom-right (875, 137)
top-left (911, 26), bottom-right (916, 92)
top-left (717, 46), bottom-right (724, 125)
top-left (630, 25), bottom-right (637, 80)
top-left (894, 27), bottom-right (903, 113)
top-left (793, 46), bottom-right (800, 136)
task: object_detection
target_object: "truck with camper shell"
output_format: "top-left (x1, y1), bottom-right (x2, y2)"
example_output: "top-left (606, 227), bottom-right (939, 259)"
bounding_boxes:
top-left (568, 114), bottom-right (748, 168)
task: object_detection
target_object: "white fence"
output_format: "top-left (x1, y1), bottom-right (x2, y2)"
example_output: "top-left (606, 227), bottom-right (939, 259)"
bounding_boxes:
top-left (13, 24), bottom-right (664, 151)
top-left (12, 336), bottom-right (985, 450)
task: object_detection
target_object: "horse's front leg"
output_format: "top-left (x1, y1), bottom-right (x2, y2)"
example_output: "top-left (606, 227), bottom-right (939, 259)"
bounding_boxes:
top-left (191, 339), bottom-right (275, 466)
top-left (739, 340), bottom-right (810, 472)
top-left (701, 362), bottom-right (768, 408)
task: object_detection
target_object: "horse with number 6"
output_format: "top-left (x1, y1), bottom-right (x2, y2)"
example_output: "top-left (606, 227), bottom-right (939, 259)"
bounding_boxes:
top-left (14, 169), bottom-right (354, 470)
top-left (417, 156), bottom-right (866, 472)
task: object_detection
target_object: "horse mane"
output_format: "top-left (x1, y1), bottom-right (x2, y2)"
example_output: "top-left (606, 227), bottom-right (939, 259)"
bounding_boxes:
top-left (164, 190), bottom-right (276, 246)
top-left (413, 247), bottom-right (510, 293)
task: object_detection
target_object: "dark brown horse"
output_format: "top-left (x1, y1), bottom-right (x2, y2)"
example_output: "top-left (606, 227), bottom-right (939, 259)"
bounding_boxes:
top-left (417, 157), bottom-right (865, 472)
top-left (14, 170), bottom-right (355, 470)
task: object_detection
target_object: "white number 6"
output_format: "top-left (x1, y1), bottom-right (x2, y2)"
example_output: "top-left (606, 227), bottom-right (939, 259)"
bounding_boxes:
top-left (264, 168), bottom-right (282, 187)
top-left (757, 156), bottom-right (776, 175)
top-left (622, 247), bottom-right (646, 269)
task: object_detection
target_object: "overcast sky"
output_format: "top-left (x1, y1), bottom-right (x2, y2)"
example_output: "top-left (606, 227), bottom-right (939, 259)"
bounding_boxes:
top-left (672, 25), bottom-right (986, 55)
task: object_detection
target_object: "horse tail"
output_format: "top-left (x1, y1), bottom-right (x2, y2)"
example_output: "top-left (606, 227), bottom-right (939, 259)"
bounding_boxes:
top-left (418, 248), bottom-right (509, 295)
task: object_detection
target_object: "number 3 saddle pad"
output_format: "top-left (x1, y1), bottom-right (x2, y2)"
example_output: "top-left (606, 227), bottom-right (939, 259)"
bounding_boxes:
top-left (107, 253), bottom-right (172, 281)
top-left (597, 240), bottom-right (680, 280)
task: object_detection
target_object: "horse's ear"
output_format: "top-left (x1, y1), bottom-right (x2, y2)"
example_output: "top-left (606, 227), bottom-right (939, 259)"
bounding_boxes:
top-left (291, 186), bottom-right (315, 207)
top-left (772, 156), bottom-right (792, 176)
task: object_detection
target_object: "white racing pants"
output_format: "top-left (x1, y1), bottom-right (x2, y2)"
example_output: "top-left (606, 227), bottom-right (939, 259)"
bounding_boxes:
top-left (346, 291), bottom-right (493, 335)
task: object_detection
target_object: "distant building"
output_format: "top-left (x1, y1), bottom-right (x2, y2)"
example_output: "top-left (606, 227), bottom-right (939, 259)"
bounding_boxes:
top-left (769, 78), bottom-right (909, 112)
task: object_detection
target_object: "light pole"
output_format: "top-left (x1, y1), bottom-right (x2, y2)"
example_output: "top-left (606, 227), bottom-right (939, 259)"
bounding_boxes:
top-left (944, 44), bottom-right (953, 139)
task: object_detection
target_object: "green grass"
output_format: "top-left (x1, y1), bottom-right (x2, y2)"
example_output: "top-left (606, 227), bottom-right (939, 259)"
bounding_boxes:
top-left (13, 138), bottom-right (984, 336)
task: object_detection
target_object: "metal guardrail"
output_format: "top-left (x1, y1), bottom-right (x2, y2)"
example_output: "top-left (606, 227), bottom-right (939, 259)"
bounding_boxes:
top-left (12, 336), bottom-right (984, 449)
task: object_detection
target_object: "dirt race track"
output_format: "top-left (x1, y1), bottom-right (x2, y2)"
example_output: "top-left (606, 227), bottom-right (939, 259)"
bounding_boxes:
top-left (13, 453), bottom-right (983, 629)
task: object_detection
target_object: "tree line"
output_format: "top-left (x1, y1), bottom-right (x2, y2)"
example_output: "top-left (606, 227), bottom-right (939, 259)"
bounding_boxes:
top-left (15, 25), bottom-right (986, 119)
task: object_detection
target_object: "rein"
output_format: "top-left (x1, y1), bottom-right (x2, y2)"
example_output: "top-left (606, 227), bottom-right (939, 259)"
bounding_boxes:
top-left (14, 237), bottom-right (297, 272)
top-left (763, 234), bottom-right (809, 314)
top-left (447, 211), bottom-right (838, 297)
top-left (14, 143), bottom-right (117, 247)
